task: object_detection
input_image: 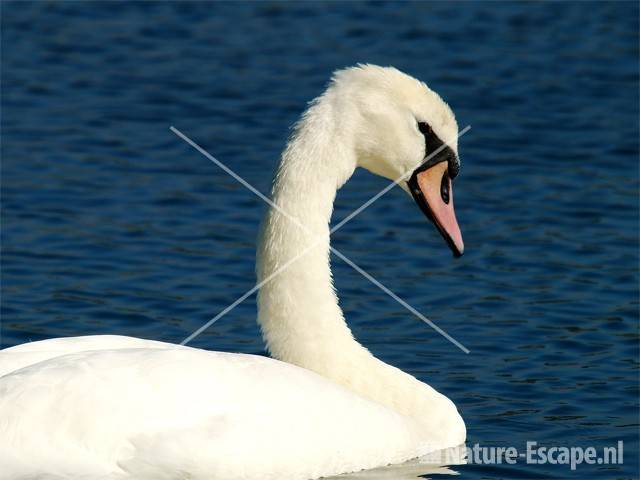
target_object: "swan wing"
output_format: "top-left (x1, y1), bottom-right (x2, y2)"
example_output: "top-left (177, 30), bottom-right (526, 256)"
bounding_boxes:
top-left (1, 336), bottom-right (431, 480)
top-left (0, 335), bottom-right (172, 376)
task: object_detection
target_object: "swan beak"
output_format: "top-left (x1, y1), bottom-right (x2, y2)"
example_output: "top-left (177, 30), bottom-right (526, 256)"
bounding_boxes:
top-left (408, 161), bottom-right (464, 257)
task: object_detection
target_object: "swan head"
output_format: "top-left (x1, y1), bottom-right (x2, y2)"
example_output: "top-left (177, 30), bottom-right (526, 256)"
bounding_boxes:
top-left (327, 64), bottom-right (464, 257)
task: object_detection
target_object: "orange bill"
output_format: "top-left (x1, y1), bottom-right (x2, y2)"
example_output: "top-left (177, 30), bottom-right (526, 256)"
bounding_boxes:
top-left (409, 161), bottom-right (464, 257)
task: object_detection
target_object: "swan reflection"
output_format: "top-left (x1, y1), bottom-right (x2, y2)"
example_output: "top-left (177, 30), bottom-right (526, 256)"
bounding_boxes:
top-left (332, 445), bottom-right (467, 479)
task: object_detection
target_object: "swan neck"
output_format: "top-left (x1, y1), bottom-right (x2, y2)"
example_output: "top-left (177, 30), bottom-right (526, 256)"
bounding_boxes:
top-left (257, 99), bottom-right (357, 367)
top-left (255, 100), bottom-right (461, 436)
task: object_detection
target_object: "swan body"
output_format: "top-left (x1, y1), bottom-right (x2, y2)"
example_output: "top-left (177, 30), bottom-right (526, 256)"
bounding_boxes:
top-left (0, 336), bottom-right (439, 480)
top-left (0, 65), bottom-right (466, 480)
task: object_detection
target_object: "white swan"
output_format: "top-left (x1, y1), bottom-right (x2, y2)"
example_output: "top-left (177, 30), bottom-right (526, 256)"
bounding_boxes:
top-left (0, 64), bottom-right (466, 480)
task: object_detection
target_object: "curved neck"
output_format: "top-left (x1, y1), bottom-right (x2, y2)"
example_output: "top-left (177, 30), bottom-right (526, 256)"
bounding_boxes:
top-left (257, 99), bottom-right (356, 365)
top-left (256, 100), bottom-right (451, 429)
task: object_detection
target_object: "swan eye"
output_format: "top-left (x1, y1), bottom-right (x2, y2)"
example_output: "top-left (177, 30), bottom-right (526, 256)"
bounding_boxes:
top-left (417, 121), bottom-right (432, 137)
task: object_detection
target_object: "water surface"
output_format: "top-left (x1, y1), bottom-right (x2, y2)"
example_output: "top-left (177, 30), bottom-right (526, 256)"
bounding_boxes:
top-left (2, 2), bottom-right (638, 479)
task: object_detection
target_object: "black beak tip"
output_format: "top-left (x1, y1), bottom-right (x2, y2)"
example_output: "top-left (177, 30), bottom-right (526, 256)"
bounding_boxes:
top-left (447, 237), bottom-right (464, 258)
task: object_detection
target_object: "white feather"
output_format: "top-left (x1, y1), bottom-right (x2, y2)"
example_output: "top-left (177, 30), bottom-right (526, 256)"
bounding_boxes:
top-left (0, 65), bottom-right (465, 480)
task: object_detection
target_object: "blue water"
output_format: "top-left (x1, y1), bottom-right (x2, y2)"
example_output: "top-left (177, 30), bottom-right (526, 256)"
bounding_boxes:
top-left (1, 2), bottom-right (638, 479)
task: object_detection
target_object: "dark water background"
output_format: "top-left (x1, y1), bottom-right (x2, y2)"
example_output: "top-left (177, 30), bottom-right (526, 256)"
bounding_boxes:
top-left (2, 2), bottom-right (638, 479)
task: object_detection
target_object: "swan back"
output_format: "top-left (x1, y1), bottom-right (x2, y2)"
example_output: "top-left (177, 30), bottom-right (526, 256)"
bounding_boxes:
top-left (1, 336), bottom-right (434, 480)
